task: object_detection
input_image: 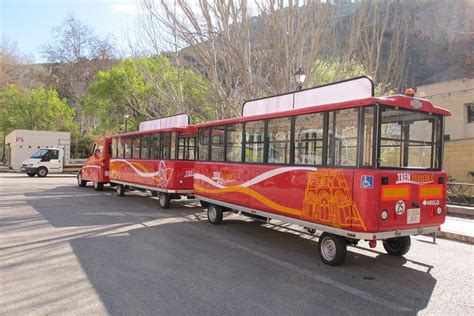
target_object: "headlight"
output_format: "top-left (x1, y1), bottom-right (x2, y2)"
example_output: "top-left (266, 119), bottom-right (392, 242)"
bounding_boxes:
top-left (380, 209), bottom-right (389, 221)
top-left (26, 164), bottom-right (33, 167)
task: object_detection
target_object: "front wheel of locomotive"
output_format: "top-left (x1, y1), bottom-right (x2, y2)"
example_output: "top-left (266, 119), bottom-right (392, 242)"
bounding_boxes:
top-left (383, 236), bottom-right (411, 256)
top-left (318, 232), bottom-right (347, 266)
top-left (116, 184), bottom-right (125, 197)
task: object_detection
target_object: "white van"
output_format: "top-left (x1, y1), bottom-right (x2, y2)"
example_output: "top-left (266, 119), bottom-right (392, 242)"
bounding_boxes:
top-left (21, 147), bottom-right (85, 177)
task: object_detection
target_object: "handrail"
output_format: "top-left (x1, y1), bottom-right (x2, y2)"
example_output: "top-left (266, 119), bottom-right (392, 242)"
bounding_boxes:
top-left (447, 182), bottom-right (474, 206)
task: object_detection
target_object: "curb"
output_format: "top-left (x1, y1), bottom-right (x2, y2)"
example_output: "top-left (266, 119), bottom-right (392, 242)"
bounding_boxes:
top-left (437, 230), bottom-right (474, 245)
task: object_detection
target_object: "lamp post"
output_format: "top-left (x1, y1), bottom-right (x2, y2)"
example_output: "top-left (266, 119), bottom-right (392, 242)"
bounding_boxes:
top-left (294, 67), bottom-right (307, 91)
top-left (124, 114), bottom-right (130, 133)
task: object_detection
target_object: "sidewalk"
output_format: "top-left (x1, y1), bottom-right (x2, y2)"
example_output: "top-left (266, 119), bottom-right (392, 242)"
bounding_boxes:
top-left (439, 216), bottom-right (474, 244)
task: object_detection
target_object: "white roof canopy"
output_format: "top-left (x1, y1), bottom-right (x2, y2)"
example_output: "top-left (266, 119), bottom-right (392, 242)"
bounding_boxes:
top-left (139, 113), bottom-right (190, 132)
top-left (242, 76), bottom-right (374, 117)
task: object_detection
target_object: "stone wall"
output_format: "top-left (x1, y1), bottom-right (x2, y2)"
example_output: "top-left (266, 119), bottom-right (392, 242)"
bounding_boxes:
top-left (444, 138), bottom-right (474, 183)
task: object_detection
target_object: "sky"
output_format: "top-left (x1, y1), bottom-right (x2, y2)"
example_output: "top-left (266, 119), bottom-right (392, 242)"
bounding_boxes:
top-left (0, 0), bottom-right (142, 63)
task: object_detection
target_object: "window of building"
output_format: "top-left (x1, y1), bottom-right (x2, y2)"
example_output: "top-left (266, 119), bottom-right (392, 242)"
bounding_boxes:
top-left (211, 125), bottom-right (225, 161)
top-left (467, 103), bottom-right (474, 123)
top-left (245, 120), bottom-right (265, 163)
top-left (226, 123), bottom-right (243, 162)
top-left (198, 128), bottom-right (210, 160)
top-left (140, 135), bottom-right (150, 159)
top-left (295, 112), bottom-right (324, 165)
top-left (267, 117), bottom-right (291, 164)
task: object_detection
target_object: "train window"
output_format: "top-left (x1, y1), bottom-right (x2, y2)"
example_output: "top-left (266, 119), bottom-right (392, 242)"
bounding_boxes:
top-left (170, 132), bottom-right (176, 160)
top-left (267, 117), bottom-right (291, 164)
top-left (211, 125), bottom-right (225, 161)
top-left (328, 108), bottom-right (359, 166)
top-left (362, 107), bottom-right (374, 167)
top-left (198, 128), bottom-right (210, 161)
top-left (178, 136), bottom-right (197, 160)
top-left (226, 123), bottom-right (243, 162)
top-left (295, 112), bottom-right (324, 165)
top-left (132, 137), bottom-right (141, 159)
top-left (141, 134), bottom-right (150, 159)
top-left (117, 137), bottom-right (124, 158)
top-left (245, 120), bottom-right (265, 163)
top-left (111, 138), bottom-right (118, 158)
top-left (162, 132), bottom-right (171, 160)
top-left (150, 133), bottom-right (161, 159)
top-left (124, 137), bottom-right (132, 159)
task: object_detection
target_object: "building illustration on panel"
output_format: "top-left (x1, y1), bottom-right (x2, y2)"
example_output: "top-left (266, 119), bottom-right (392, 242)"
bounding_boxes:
top-left (302, 169), bottom-right (366, 231)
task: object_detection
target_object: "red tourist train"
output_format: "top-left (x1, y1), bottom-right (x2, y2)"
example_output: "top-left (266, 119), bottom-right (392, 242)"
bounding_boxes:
top-left (78, 77), bottom-right (450, 266)
top-left (193, 77), bottom-right (450, 265)
top-left (78, 114), bottom-right (197, 208)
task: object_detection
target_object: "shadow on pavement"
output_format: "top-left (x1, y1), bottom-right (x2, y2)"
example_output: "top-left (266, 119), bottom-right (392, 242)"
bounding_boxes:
top-left (13, 184), bottom-right (438, 315)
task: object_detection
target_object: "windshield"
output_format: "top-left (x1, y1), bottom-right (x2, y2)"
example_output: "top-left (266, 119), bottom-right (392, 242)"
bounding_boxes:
top-left (31, 149), bottom-right (49, 159)
top-left (378, 106), bottom-right (442, 169)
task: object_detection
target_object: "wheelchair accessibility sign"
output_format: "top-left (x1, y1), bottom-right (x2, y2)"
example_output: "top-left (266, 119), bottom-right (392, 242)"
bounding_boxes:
top-left (361, 175), bottom-right (374, 189)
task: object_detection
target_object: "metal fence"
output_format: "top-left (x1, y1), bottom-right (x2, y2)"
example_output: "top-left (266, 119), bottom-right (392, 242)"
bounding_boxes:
top-left (447, 182), bottom-right (474, 206)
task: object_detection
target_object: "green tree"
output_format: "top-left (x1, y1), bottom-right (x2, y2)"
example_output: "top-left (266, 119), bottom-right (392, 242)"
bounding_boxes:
top-left (82, 55), bottom-right (214, 135)
top-left (0, 84), bottom-right (76, 131)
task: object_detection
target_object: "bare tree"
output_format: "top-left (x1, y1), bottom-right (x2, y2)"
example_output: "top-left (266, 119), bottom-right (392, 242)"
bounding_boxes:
top-left (42, 14), bottom-right (118, 131)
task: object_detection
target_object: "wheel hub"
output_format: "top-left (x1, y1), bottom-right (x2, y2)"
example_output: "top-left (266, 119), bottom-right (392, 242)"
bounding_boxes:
top-left (209, 207), bottom-right (216, 221)
top-left (321, 238), bottom-right (337, 261)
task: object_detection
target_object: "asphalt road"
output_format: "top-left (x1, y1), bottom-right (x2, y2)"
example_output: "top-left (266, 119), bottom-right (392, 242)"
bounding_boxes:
top-left (0, 173), bottom-right (473, 315)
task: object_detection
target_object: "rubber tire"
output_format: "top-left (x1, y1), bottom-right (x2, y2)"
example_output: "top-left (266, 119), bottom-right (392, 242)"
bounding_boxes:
top-left (158, 192), bottom-right (171, 209)
top-left (200, 200), bottom-right (210, 208)
top-left (109, 183), bottom-right (116, 188)
top-left (116, 184), bottom-right (125, 197)
top-left (93, 181), bottom-right (104, 191)
top-left (77, 173), bottom-right (87, 187)
top-left (151, 191), bottom-right (158, 197)
top-left (36, 167), bottom-right (48, 178)
top-left (27, 171), bottom-right (36, 177)
top-left (383, 236), bottom-right (411, 256)
top-left (318, 232), bottom-right (347, 266)
top-left (207, 204), bottom-right (223, 225)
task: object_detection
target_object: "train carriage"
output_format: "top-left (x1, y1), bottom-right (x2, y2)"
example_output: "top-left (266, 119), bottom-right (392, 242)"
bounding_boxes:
top-left (108, 124), bottom-right (197, 208)
top-left (77, 137), bottom-right (112, 191)
top-left (193, 76), bottom-right (450, 266)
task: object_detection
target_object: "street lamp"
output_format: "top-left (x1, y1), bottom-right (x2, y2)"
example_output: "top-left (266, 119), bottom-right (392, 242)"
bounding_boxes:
top-left (124, 114), bottom-right (130, 133)
top-left (294, 67), bottom-right (307, 91)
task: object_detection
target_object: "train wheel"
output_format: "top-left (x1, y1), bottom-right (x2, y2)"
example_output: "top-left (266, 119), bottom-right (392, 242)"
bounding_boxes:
top-left (383, 236), bottom-right (411, 256)
top-left (158, 192), bottom-right (171, 209)
top-left (116, 184), bottom-right (125, 197)
top-left (207, 205), bottom-right (223, 225)
top-left (93, 181), bottom-right (104, 191)
top-left (37, 167), bottom-right (48, 177)
top-left (318, 232), bottom-right (347, 266)
top-left (77, 173), bottom-right (87, 187)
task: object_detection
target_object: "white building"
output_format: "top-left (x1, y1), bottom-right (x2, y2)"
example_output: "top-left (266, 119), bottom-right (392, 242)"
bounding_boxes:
top-left (5, 130), bottom-right (71, 170)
